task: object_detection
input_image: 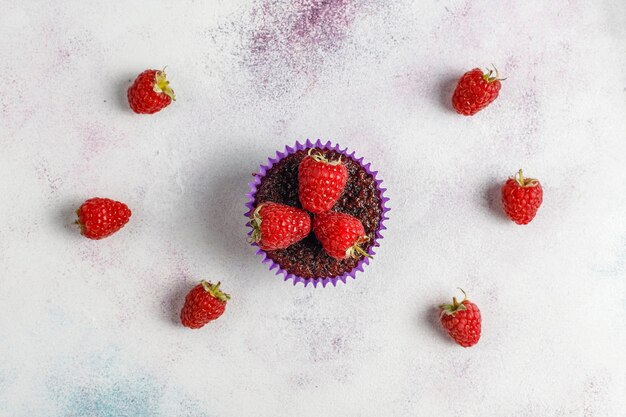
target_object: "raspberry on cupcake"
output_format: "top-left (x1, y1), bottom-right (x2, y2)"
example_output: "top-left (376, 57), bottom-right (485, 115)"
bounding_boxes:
top-left (246, 140), bottom-right (389, 287)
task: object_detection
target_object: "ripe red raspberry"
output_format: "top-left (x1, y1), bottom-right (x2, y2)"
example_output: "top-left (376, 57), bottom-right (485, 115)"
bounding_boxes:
top-left (439, 290), bottom-right (481, 347)
top-left (501, 169), bottom-right (543, 225)
top-left (180, 281), bottom-right (230, 329)
top-left (312, 211), bottom-right (370, 260)
top-left (127, 69), bottom-right (175, 114)
top-left (250, 202), bottom-right (311, 251)
top-left (76, 198), bottom-right (131, 240)
top-left (298, 150), bottom-right (348, 214)
top-left (451, 67), bottom-right (502, 116)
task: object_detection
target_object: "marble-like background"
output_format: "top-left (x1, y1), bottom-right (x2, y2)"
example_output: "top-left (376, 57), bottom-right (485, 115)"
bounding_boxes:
top-left (1, 1), bottom-right (625, 416)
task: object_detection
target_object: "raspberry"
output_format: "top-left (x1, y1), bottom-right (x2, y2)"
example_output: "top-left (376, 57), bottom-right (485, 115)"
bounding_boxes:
top-left (127, 69), bottom-right (175, 114)
top-left (439, 290), bottom-right (481, 347)
top-left (501, 169), bottom-right (543, 225)
top-left (180, 281), bottom-right (230, 329)
top-left (451, 67), bottom-right (502, 116)
top-left (298, 150), bottom-right (348, 214)
top-left (250, 202), bottom-right (311, 251)
top-left (76, 198), bottom-right (131, 240)
top-left (312, 211), bottom-right (370, 260)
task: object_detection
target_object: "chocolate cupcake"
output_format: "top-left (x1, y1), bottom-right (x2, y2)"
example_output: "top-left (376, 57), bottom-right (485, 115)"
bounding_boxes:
top-left (245, 140), bottom-right (389, 287)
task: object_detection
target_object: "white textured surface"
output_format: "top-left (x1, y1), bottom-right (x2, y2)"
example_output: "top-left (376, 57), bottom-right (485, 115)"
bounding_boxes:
top-left (1, 1), bottom-right (625, 416)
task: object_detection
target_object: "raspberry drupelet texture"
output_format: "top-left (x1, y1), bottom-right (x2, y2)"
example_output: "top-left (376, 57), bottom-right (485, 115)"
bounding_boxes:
top-left (76, 197), bottom-right (131, 240)
top-left (250, 202), bottom-right (311, 251)
top-left (451, 67), bottom-right (501, 116)
top-left (180, 281), bottom-right (230, 329)
top-left (313, 211), bottom-right (369, 260)
top-left (502, 169), bottom-right (543, 225)
top-left (127, 69), bottom-right (175, 114)
top-left (440, 290), bottom-right (482, 347)
top-left (298, 150), bottom-right (348, 214)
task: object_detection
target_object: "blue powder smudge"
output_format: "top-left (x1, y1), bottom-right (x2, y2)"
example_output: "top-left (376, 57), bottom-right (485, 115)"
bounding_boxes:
top-left (0, 367), bottom-right (16, 415)
top-left (59, 376), bottom-right (160, 417)
top-left (591, 235), bottom-right (626, 278)
top-left (62, 378), bottom-right (210, 417)
top-left (0, 375), bottom-right (7, 414)
top-left (46, 348), bottom-right (214, 417)
top-left (53, 375), bottom-right (213, 417)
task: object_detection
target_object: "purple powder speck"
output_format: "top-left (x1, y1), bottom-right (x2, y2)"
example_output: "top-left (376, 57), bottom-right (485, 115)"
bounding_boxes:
top-left (84, 126), bottom-right (108, 153)
top-left (79, 122), bottom-right (124, 159)
top-left (242, 0), bottom-right (358, 98)
top-left (290, 0), bottom-right (353, 47)
top-left (34, 160), bottom-right (63, 193)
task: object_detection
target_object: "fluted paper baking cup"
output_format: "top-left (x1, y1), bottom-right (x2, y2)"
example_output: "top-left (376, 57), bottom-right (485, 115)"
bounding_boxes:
top-left (245, 139), bottom-right (390, 287)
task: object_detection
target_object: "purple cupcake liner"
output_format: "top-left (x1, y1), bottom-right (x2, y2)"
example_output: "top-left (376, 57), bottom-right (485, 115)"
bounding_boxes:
top-left (244, 139), bottom-right (390, 288)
